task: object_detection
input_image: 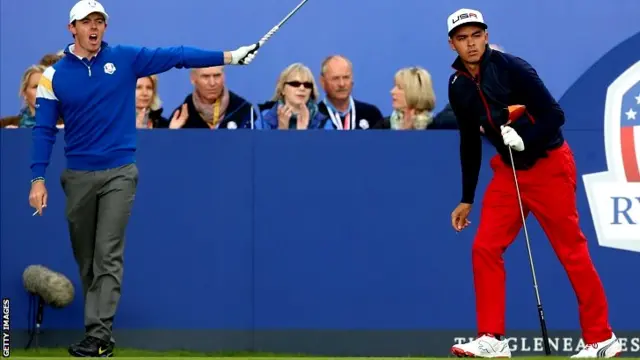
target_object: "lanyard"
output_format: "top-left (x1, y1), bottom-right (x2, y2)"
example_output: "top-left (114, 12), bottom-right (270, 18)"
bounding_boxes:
top-left (208, 97), bottom-right (221, 129)
top-left (325, 97), bottom-right (356, 130)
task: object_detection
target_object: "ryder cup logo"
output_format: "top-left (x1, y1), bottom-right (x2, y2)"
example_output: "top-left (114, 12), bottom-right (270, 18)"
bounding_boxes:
top-left (104, 63), bottom-right (116, 75)
top-left (583, 60), bottom-right (640, 253)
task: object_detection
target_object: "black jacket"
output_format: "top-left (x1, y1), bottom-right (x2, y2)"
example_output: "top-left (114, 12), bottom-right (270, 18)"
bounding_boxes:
top-left (148, 108), bottom-right (170, 128)
top-left (172, 91), bottom-right (256, 129)
top-left (431, 103), bottom-right (459, 129)
top-left (448, 45), bottom-right (565, 204)
top-left (317, 99), bottom-right (385, 130)
top-left (374, 104), bottom-right (459, 130)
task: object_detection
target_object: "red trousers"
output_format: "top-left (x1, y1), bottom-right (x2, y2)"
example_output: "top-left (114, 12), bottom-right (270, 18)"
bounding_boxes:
top-left (472, 142), bottom-right (612, 344)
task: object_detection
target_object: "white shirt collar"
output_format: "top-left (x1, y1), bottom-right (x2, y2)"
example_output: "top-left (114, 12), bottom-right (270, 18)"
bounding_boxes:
top-left (69, 44), bottom-right (102, 60)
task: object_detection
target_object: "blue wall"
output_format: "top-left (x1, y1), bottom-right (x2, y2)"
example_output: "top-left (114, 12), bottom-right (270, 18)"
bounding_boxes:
top-left (1, 128), bottom-right (640, 332)
top-left (2, 0), bottom-right (640, 344)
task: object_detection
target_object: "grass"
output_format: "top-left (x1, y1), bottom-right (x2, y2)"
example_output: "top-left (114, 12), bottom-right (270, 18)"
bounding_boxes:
top-left (7, 347), bottom-right (640, 359)
top-left (9, 348), bottom-right (309, 357)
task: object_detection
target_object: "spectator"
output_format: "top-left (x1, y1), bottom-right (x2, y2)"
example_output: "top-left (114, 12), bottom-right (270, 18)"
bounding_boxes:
top-left (0, 65), bottom-right (63, 129)
top-left (317, 55), bottom-right (384, 130)
top-left (375, 66), bottom-right (436, 130)
top-left (39, 51), bottom-right (65, 67)
top-left (170, 66), bottom-right (256, 129)
top-left (135, 75), bottom-right (185, 129)
top-left (256, 63), bottom-right (332, 130)
top-left (430, 103), bottom-right (459, 129)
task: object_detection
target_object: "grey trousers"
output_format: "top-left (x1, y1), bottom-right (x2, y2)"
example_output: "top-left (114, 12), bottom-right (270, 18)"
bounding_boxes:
top-left (60, 163), bottom-right (139, 343)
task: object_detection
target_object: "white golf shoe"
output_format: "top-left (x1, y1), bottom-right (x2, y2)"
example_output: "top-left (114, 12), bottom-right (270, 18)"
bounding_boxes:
top-left (451, 334), bottom-right (511, 358)
top-left (571, 333), bottom-right (622, 358)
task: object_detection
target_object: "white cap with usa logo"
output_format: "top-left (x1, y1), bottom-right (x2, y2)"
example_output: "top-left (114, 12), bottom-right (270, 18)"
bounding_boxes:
top-left (69, 0), bottom-right (109, 24)
top-left (447, 8), bottom-right (487, 36)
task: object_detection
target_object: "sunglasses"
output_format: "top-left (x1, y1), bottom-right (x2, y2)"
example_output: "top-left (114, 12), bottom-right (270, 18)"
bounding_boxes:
top-left (285, 81), bottom-right (313, 89)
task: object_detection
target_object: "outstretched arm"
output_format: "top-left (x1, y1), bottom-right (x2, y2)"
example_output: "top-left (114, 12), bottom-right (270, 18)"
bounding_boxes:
top-left (31, 67), bottom-right (61, 181)
top-left (122, 44), bottom-right (258, 78)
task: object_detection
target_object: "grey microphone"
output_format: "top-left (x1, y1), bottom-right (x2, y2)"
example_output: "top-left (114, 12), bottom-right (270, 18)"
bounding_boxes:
top-left (23, 265), bottom-right (75, 308)
top-left (22, 265), bottom-right (75, 349)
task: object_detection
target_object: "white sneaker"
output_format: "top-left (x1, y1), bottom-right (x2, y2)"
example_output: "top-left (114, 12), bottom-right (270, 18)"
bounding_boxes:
top-left (451, 334), bottom-right (511, 358)
top-left (571, 333), bottom-right (622, 358)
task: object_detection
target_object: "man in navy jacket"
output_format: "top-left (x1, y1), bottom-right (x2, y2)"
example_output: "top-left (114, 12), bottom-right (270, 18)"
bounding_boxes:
top-left (445, 8), bottom-right (621, 359)
top-left (27, 0), bottom-right (259, 357)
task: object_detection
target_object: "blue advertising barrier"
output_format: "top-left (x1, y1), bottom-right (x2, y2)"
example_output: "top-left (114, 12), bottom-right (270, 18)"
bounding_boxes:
top-left (1, 129), bottom-right (639, 356)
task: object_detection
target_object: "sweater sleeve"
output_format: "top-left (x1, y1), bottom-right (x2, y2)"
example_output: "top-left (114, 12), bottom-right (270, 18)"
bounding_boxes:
top-left (509, 56), bottom-right (565, 147)
top-left (449, 77), bottom-right (482, 204)
top-left (255, 108), bottom-right (277, 130)
top-left (30, 66), bottom-right (61, 180)
top-left (120, 45), bottom-right (225, 78)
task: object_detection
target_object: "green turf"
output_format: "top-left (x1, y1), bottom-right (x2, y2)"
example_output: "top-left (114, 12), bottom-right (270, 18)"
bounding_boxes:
top-left (8, 348), bottom-right (309, 357)
top-left (3, 358), bottom-right (608, 360)
top-left (7, 348), bottom-right (640, 359)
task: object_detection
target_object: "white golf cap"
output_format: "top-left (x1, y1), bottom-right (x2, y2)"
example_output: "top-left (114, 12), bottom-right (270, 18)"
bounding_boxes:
top-left (447, 8), bottom-right (487, 36)
top-left (69, 0), bottom-right (109, 24)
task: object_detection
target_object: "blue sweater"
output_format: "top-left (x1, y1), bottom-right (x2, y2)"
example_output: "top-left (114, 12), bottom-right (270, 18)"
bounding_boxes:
top-left (256, 101), bottom-right (333, 130)
top-left (31, 41), bottom-right (225, 180)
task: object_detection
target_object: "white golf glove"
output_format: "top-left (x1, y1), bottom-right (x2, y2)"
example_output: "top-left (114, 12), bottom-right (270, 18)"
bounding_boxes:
top-left (501, 125), bottom-right (525, 151)
top-left (230, 43), bottom-right (259, 65)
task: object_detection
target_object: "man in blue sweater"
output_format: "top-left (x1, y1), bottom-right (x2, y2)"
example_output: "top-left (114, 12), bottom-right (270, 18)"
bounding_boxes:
top-left (27, 0), bottom-right (259, 357)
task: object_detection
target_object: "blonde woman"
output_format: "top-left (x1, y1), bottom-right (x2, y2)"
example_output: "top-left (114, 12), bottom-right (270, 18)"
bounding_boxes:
top-left (1, 64), bottom-right (64, 129)
top-left (378, 66), bottom-right (436, 130)
top-left (39, 50), bottom-right (65, 67)
top-left (256, 63), bottom-right (332, 130)
top-left (135, 75), bottom-right (187, 129)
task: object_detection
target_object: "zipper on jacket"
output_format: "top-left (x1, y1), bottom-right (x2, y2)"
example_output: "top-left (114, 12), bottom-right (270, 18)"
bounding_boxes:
top-left (458, 70), bottom-right (498, 132)
top-left (474, 79), bottom-right (497, 132)
top-left (79, 58), bottom-right (92, 77)
top-left (67, 46), bottom-right (102, 78)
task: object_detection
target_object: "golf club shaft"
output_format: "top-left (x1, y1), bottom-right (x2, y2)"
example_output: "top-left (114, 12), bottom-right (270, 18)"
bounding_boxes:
top-left (507, 146), bottom-right (551, 356)
top-left (259, 0), bottom-right (309, 47)
top-left (238, 0), bottom-right (310, 64)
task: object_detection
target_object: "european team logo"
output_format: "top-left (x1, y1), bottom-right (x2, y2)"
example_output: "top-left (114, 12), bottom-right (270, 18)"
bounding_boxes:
top-left (583, 60), bottom-right (640, 253)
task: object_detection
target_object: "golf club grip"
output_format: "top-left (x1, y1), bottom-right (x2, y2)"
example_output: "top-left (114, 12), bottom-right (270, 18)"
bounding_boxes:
top-left (237, 26), bottom-right (276, 65)
top-left (537, 304), bottom-right (551, 355)
top-left (257, 0), bottom-right (308, 48)
top-left (259, 25), bottom-right (280, 47)
top-left (238, 31), bottom-right (272, 65)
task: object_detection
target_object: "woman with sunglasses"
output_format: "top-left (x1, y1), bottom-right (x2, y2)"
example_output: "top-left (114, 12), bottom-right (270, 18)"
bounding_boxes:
top-left (256, 63), bottom-right (332, 130)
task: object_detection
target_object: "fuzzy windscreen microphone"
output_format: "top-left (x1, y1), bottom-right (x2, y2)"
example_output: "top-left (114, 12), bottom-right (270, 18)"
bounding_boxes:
top-left (22, 265), bottom-right (74, 308)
